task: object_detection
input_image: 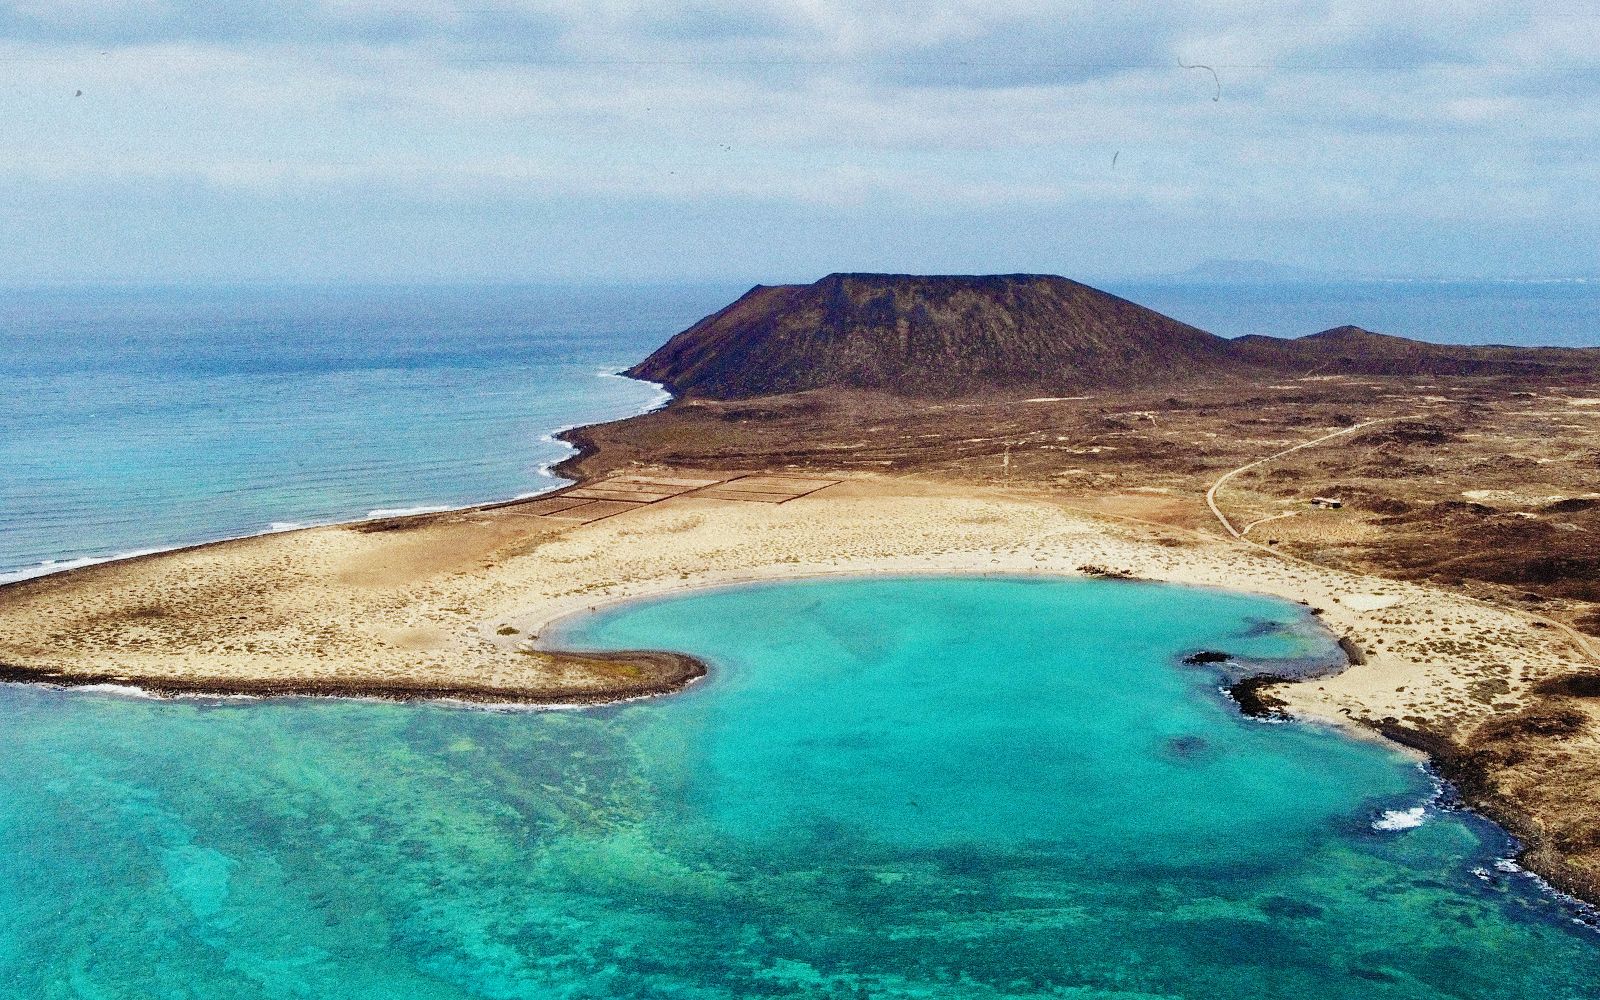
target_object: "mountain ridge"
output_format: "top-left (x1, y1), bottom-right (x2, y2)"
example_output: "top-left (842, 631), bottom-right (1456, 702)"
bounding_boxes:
top-left (627, 272), bottom-right (1242, 398)
top-left (629, 274), bottom-right (1600, 398)
top-left (1232, 324), bottom-right (1600, 378)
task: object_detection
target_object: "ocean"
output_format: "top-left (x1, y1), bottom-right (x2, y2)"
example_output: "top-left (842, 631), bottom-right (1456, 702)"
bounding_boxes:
top-left (1105, 278), bottom-right (1600, 346)
top-left (3, 279), bottom-right (1598, 584)
top-left (0, 283), bottom-right (738, 582)
top-left (1, 576), bottom-right (1595, 996)
top-left (4, 281), bottom-right (1600, 996)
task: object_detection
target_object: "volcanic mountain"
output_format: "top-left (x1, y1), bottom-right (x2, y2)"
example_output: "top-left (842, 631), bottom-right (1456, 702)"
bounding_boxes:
top-left (628, 274), bottom-right (1600, 399)
top-left (1230, 325), bottom-right (1600, 379)
top-left (627, 273), bottom-right (1239, 398)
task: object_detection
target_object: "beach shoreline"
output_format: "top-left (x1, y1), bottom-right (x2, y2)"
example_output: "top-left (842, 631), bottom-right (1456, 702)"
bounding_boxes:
top-left (2, 462), bottom-right (1597, 903)
top-left (0, 370), bottom-right (672, 589)
top-left (0, 647), bottom-right (705, 708)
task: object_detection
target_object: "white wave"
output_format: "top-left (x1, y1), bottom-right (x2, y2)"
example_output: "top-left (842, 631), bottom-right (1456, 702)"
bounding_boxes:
top-left (6, 371), bottom-right (676, 587)
top-left (537, 423), bottom-right (578, 445)
top-left (599, 368), bottom-right (671, 412)
top-left (70, 683), bottom-right (258, 703)
top-left (1372, 806), bottom-right (1428, 831)
top-left (364, 506), bottom-right (453, 519)
top-left (74, 683), bottom-right (163, 699)
top-left (0, 548), bottom-right (167, 586)
top-left (2, 518), bottom-right (331, 587)
top-left (531, 373), bottom-right (669, 482)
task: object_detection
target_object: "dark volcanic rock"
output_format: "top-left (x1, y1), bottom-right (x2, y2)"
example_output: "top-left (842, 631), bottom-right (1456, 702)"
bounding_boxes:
top-left (627, 272), bottom-right (1242, 398)
top-left (1230, 325), bottom-right (1600, 379)
top-left (1545, 497), bottom-right (1600, 514)
top-left (629, 277), bottom-right (1600, 399)
top-left (1229, 675), bottom-right (1292, 718)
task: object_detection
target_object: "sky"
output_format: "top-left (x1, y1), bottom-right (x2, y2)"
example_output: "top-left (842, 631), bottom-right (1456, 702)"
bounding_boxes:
top-left (1, 2), bottom-right (1597, 284)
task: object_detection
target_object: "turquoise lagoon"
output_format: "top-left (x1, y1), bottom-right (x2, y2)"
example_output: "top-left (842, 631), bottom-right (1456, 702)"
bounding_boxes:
top-left (2, 576), bottom-right (1596, 998)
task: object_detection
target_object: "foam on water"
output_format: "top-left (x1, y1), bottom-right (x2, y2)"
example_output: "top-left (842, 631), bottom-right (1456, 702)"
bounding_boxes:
top-left (1373, 805), bottom-right (1429, 831)
top-left (364, 505), bottom-right (455, 519)
top-left (0, 547), bottom-right (168, 585)
top-left (0, 285), bottom-right (727, 581)
top-left (5, 282), bottom-right (1600, 994)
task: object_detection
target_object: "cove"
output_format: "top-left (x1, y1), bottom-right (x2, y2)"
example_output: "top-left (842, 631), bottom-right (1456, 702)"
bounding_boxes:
top-left (0, 575), bottom-right (1596, 998)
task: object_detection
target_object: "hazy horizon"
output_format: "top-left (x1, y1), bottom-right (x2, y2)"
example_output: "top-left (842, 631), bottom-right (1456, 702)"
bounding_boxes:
top-left (3, 268), bottom-right (1599, 290)
top-left (5, 274), bottom-right (1599, 349)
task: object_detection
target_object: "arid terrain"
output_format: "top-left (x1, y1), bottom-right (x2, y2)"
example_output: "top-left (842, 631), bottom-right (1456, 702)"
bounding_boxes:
top-left (2, 272), bottom-right (1597, 903)
top-left (562, 366), bottom-right (1600, 895)
top-left (567, 372), bottom-right (1600, 639)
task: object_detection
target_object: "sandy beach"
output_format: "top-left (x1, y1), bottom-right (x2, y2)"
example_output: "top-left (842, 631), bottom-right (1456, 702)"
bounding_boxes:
top-left (3, 467), bottom-right (1598, 898)
top-left (0, 470), bottom-right (1584, 722)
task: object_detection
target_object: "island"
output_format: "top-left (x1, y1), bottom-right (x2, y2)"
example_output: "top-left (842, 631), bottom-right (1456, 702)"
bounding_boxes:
top-left (2, 272), bottom-right (1598, 903)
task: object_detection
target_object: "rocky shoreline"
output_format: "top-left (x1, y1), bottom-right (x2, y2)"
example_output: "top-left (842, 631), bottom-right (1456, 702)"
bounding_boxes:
top-left (0, 650), bottom-right (706, 707)
top-left (1375, 718), bottom-right (1600, 908)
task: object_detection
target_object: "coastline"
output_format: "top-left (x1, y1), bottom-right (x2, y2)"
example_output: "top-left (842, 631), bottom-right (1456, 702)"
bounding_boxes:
top-left (7, 472), bottom-right (1553, 734)
top-left (2, 427), bottom-right (1597, 904)
top-left (0, 484), bottom-right (567, 589)
top-left (0, 370), bottom-right (672, 589)
top-left (0, 647), bottom-right (705, 708)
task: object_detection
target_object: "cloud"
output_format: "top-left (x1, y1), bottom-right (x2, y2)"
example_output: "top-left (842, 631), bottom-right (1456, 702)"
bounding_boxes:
top-left (628, 3), bottom-right (797, 44)
top-left (0, 2), bottom-right (1597, 280)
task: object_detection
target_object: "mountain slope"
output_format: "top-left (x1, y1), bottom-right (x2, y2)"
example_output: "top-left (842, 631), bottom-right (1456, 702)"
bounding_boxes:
top-left (1231, 325), bottom-right (1600, 378)
top-left (627, 273), bottom-right (1240, 398)
top-left (629, 278), bottom-right (1600, 399)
